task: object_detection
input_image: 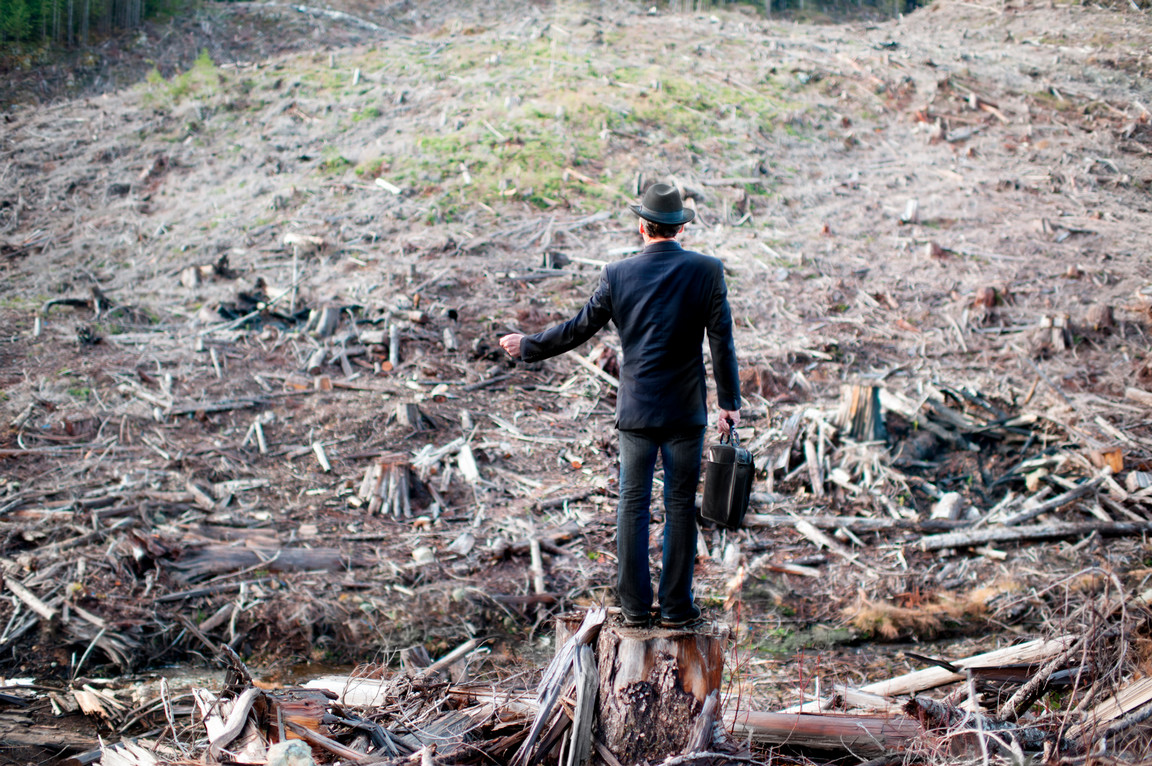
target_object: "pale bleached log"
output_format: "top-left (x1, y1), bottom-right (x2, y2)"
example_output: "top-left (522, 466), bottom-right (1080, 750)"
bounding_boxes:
top-left (389, 323), bottom-right (401, 369)
top-left (312, 441), bottom-right (331, 472)
top-left (726, 710), bottom-right (919, 757)
top-left (1000, 476), bottom-right (1105, 526)
top-left (803, 438), bottom-right (823, 497)
top-left (919, 520), bottom-right (1152, 551)
top-left (193, 687), bottom-right (265, 761)
top-left (458, 443), bottom-right (481, 483)
top-left (98, 740), bottom-right (160, 766)
top-left (858, 637), bottom-right (1073, 698)
top-left (570, 351), bottom-right (619, 388)
top-left (529, 538), bottom-right (546, 595)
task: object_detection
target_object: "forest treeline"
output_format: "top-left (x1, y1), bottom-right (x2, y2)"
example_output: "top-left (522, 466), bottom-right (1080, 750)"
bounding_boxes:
top-left (2, 0), bottom-right (1145, 57)
top-left (0, 0), bottom-right (174, 45)
top-left (0, 0), bottom-right (926, 49)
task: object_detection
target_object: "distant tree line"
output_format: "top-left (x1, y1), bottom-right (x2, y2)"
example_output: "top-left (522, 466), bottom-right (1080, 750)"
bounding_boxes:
top-left (0, 0), bottom-right (169, 45)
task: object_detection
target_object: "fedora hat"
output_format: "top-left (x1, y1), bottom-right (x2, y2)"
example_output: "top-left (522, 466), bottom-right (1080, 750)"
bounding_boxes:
top-left (629, 183), bottom-right (694, 226)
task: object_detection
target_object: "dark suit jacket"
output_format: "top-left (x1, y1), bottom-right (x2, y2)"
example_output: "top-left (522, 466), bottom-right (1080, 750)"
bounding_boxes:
top-left (520, 240), bottom-right (740, 430)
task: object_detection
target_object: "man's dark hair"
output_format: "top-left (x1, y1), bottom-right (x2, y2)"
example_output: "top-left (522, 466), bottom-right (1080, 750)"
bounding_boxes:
top-left (642, 219), bottom-right (682, 239)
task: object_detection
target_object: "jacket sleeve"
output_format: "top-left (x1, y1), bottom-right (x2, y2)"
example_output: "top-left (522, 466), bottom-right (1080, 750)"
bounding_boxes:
top-left (520, 269), bottom-right (613, 362)
top-left (706, 261), bottom-right (741, 411)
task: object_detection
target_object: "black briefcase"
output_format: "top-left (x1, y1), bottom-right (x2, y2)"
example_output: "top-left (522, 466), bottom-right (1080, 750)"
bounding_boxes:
top-left (700, 426), bottom-right (754, 529)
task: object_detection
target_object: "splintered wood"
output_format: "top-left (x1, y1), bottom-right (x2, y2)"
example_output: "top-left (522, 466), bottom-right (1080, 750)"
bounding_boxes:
top-left (358, 454), bottom-right (412, 517)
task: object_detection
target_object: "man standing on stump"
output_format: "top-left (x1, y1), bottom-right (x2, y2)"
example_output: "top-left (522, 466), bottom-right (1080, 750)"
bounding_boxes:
top-left (499, 183), bottom-right (741, 628)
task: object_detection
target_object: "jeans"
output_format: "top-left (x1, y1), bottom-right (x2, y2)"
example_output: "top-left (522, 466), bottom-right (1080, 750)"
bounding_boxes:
top-left (616, 426), bottom-right (705, 621)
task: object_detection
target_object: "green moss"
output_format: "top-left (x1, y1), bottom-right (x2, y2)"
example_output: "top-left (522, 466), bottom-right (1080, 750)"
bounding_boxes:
top-left (319, 148), bottom-right (354, 175)
top-left (352, 105), bottom-right (382, 122)
top-left (0, 295), bottom-right (43, 311)
top-left (751, 625), bottom-right (857, 656)
top-left (355, 156), bottom-right (389, 178)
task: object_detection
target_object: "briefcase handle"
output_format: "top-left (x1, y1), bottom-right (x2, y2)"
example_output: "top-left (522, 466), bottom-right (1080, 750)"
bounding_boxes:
top-left (721, 418), bottom-right (740, 448)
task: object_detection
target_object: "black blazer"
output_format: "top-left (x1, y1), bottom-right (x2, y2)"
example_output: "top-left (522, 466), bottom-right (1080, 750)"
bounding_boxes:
top-left (520, 240), bottom-right (740, 430)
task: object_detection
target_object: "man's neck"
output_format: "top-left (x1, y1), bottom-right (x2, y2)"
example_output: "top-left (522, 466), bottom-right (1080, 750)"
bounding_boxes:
top-left (642, 236), bottom-right (678, 246)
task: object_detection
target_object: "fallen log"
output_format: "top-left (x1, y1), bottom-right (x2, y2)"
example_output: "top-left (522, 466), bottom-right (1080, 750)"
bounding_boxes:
top-left (166, 546), bottom-right (368, 581)
top-left (725, 710), bottom-right (919, 756)
top-left (857, 637), bottom-right (1074, 699)
top-left (918, 520), bottom-right (1152, 551)
top-left (154, 577), bottom-right (276, 602)
top-left (743, 513), bottom-right (968, 533)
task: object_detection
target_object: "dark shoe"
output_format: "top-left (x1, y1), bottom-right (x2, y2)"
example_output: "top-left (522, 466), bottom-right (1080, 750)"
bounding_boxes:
top-left (621, 611), bottom-right (652, 627)
top-left (659, 604), bottom-right (702, 629)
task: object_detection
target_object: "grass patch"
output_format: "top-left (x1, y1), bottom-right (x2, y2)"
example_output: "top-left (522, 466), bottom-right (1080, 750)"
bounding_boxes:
top-left (319, 148), bottom-right (354, 175)
top-left (352, 105), bottom-right (382, 122)
top-left (143, 48), bottom-right (220, 105)
top-left (750, 625), bottom-right (858, 656)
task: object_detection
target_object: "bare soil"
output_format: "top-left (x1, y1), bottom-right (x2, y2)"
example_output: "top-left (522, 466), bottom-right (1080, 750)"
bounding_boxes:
top-left (2, 0), bottom-right (1152, 760)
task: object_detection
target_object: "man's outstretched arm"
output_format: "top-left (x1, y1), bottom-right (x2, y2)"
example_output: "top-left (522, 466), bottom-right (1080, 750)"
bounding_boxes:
top-left (500, 270), bottom-right (613, 362)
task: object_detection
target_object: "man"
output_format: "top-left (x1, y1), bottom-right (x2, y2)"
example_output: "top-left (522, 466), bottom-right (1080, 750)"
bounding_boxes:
top-left (499, 183), bottom-right (740, 628)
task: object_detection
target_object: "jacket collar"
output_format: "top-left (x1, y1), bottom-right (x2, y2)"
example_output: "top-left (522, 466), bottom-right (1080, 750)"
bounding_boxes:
top-left (642, 239), bottom-right (683, 255)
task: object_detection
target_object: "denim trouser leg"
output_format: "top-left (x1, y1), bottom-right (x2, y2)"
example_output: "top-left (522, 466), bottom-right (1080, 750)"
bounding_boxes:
top-left (656, 427), bottom-right (705, 620)
top-left (616, 430), bottom-right (658, 617)
top-left (616, 427), bottom-right (705, 620)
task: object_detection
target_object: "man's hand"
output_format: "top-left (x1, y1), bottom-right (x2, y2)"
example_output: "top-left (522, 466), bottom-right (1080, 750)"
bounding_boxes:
top-left (499, 333), bottom-right (524, 358)
top-left (718, 409), bottom-right (740, 436)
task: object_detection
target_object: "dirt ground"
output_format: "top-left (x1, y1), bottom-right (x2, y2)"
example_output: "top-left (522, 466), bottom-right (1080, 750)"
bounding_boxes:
top-left (2, 0), bottom-right (1152, 761)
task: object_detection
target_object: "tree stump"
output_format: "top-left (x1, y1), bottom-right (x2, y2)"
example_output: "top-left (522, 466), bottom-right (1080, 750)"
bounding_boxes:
top-left (835, 384), bottom-right (887, 442)
top-left (558, 615), bottom-right (730, 764)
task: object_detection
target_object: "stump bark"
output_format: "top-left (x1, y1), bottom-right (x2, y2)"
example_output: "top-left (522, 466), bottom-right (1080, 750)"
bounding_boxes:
top-left (558, 615), bottom-right (730, 765)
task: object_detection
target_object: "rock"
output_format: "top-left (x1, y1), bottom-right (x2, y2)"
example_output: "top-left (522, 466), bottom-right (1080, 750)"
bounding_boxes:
top-left (930, 492), bottom-right (965, 520)
top-left (266, 740), bottom-right (315, 766)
